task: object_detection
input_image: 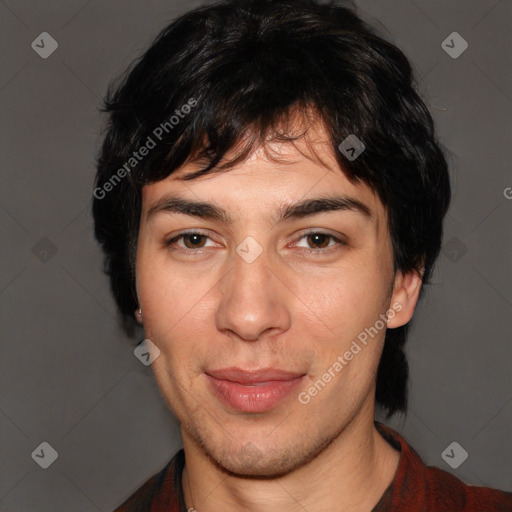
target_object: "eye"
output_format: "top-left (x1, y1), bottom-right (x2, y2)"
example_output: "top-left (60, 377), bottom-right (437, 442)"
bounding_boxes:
top-left (294, 231), bottom-right (346, 253)
top-left (165, 231), bottom-right (215, 250)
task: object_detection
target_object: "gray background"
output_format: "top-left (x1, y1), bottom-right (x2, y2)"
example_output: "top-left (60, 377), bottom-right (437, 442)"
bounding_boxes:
top-left (1, 0), bottom-right (511, 510)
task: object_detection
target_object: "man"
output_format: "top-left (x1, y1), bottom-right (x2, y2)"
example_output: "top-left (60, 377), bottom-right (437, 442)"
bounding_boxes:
top-left (92, 0), bottom-right (512, 510)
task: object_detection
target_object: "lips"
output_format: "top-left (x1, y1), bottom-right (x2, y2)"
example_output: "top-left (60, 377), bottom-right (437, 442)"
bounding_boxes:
top-left (205, 367), bottom-right (305, 413)
top-left (206, 367), bottom-right (304, 384)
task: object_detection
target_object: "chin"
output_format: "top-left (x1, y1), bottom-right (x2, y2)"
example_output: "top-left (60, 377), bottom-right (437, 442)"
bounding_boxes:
top-left (214, 449), bottom-right (300, 478)
top-left (200, 432), bottom-right (334, 479)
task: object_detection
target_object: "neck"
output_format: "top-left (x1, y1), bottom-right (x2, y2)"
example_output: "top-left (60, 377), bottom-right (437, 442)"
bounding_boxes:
top-left (181, 403), bottom-right (400, 512)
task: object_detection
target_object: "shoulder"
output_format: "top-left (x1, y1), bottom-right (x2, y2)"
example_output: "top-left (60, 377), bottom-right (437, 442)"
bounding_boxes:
top-left (375, 422), bottom-right (512, 512)
top-left (426, 466), bottom-right (512, 512)
top-left (423, 464), bottom-right (512, 511)
top-left (112, 449), bottom-right (185, 512)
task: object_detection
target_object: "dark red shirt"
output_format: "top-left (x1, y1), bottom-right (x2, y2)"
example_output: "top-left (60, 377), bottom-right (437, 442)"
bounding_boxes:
top-left (114, 421), bottom-right (512, 511)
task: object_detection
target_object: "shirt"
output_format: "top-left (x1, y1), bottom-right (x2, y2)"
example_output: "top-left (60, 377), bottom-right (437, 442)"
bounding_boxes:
top-left (113, 421), bottom-right (512, 511)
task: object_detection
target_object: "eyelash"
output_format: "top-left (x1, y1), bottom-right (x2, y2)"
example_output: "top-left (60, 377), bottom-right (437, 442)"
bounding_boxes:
top-left (164, 230), bottom-right (347, 256)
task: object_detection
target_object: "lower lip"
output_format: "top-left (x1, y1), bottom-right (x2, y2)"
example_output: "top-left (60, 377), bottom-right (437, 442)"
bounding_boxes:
top-left (206, 375), bottom-right (304, 413)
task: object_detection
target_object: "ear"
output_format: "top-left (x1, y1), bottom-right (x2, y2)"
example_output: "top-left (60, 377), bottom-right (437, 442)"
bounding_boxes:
top-left (386, 269), bottom-right (423, 329)
top-left (134, 308), bottom-right (144, 324)
top-left (134, 285), bottom-right (143, 324)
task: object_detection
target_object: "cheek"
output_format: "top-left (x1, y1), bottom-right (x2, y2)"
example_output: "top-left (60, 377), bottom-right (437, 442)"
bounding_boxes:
top-left (137, 253), bottom-right (201, 328)
top-left (136, 260), bottom-right (214, 370)
top-left (298, 259), bottom-right (389, 335)
top-left (296, 265), bottom-right (391, 401)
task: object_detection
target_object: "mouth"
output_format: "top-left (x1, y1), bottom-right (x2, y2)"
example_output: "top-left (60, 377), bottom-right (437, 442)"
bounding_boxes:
top-left (205, 367), bottom-right (306, 413)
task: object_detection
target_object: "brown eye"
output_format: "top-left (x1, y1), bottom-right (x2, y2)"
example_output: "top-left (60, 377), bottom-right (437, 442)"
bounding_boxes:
top-left (182, 233), bottom-right (207, 249)
top-left (306, 233), bottom-right (331, 249)
top-left (294, 231), bottom-right (347, 255)
top-left (164, 231), bottom-right (213, 250)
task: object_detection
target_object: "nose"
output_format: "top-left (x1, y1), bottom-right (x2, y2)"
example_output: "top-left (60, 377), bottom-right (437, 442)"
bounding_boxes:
top-left (215, 248), bottom-right (291, 342)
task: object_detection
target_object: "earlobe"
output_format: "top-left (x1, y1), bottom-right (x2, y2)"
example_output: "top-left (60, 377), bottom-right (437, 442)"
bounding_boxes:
top-left (134, 307), bottom-right (143, 324)
top-left (387, 269), bottom-right (423, 329)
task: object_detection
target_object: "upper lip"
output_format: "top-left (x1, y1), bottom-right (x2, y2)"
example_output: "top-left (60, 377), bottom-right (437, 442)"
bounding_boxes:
top-left (206, 367), bottom-right (305, 384)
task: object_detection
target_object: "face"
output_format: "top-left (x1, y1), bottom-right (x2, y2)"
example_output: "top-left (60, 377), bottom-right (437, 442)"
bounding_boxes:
top-left (135, 120), bottom-right (414, 477)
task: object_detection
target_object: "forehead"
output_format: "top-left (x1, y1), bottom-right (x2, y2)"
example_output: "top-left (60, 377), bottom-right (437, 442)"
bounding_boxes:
top-left (140, 118), bottom-right (386, 229)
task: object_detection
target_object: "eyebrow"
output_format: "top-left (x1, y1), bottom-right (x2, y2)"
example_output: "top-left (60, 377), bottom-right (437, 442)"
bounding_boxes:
top-left (145, 194), bottom-right (373, 224)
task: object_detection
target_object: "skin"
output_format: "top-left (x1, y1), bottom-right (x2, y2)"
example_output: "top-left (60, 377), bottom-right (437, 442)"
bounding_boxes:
top-left (135, 117), bottom-right (422, 512)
